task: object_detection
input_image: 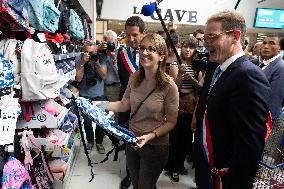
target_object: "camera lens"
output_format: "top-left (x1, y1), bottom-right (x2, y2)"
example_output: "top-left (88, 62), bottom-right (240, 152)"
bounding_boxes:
top-left (89, 52), bottom-right (100, 61)
top-left (107, 42), bottom-right (116, 52)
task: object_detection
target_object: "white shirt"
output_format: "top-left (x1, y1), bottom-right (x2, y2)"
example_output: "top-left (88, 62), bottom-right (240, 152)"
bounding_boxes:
top-left (261, 54), bottom-right (280, 70)
top-left (220, 51), bottom-right (245, 72)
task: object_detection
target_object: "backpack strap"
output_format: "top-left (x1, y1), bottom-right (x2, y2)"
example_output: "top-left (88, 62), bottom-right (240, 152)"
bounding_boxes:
top-left (73, 97), bottom-right (95, 182)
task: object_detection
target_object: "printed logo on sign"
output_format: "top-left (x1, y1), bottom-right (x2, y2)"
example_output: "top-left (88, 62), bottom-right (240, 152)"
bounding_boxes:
top-left (37, 114), bottom-right (47, 122)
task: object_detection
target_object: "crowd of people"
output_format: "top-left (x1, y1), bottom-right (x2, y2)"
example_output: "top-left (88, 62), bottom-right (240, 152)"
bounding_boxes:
top-left (75, 10), bottom-right (284, 189)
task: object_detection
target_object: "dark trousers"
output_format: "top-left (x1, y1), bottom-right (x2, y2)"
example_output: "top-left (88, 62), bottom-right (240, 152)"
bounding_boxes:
top-left (126, 144), bottom-right (169, 189)
top-left (165, 113), bottom-right (193, 172)
top-left (81, 95), bottom-right (106, 144)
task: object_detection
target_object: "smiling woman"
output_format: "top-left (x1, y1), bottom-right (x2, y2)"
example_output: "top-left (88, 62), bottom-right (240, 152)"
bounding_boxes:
top-left (102, 33), bottom-right (179, 189)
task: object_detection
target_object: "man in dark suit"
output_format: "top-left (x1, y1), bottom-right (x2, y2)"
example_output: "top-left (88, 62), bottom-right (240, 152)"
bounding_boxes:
top-left (259, 35), bottom-right (284, 120)
top-left (197, 10), bottom-right (271, 189)
top-left (116, 16), bottom-right (145, 189)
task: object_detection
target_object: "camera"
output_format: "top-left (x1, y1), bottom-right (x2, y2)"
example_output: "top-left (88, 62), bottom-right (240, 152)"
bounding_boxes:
top-left (106, 42), bottom-right (116, 52)
top-left (192, 39), bottom-right (210, 71)
top-left (84, 61), bottom-right (102, 86)
top-left (89, 52), bottom-right (102, 62)
top-left (192, 49), bottom-right (210, 71)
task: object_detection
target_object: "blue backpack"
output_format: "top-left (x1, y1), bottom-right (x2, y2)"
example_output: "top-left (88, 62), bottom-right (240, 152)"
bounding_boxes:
top-left (7, 0), bottom-right (29, 15)
top-left (69, 9), bottom-right (85, 40)
top-left (0, 53), bottom-right (14, 90)
top-left (27, 0), bottom-right (60, 33)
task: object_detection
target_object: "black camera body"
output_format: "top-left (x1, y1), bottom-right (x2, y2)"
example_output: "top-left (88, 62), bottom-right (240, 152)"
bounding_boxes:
top-left (89, 52), bottom-right (103, 62)
top-left (192, 48), bottom-right (210, 71)
top-left (106, 42), bottom-right (116, 52)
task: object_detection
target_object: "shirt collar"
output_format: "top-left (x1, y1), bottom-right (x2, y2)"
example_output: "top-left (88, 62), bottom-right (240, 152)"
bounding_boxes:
top-left (130, 47), bottom-right (138, 54)
top-left (262, 54), bottom-right (280, 66)
top-left (220, 51), bottom-right (245, 72)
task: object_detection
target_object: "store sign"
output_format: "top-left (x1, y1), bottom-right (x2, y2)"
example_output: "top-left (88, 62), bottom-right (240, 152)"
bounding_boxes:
top-left (133, 6), bottom-right (197, 23)
top-left (18, 113), bottom-right (47, 122)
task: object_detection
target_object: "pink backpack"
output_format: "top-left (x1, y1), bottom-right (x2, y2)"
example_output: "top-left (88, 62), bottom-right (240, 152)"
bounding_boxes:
top-left (2, 156), bottom-right (34, 189)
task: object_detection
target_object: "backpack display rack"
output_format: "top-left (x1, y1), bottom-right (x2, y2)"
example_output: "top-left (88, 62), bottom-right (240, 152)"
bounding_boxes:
top-left (253, 114), bottom-right (284, 188)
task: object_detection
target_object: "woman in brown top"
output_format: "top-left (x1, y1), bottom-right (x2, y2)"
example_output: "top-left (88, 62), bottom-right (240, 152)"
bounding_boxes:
top-left (102, 33), bottom-right (179, 189)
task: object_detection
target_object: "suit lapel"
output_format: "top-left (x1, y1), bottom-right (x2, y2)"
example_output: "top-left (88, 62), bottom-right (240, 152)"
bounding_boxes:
top-left (263, 56), bottom-right (281, 75)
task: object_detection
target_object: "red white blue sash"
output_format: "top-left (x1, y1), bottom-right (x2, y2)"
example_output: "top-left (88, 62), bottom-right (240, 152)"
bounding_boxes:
top-left (119, 48), bottom-right (138, 75)
top-left (200, 107), bottom-right (272, 189)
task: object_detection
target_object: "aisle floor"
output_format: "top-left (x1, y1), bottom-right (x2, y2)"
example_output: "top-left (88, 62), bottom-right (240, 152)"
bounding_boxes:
top-left (65, 134), bottom-right (197, 189)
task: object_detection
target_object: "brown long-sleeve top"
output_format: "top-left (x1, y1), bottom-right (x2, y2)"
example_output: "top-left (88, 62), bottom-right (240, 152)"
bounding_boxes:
top-left (121, 75), bottom-right (179, 145)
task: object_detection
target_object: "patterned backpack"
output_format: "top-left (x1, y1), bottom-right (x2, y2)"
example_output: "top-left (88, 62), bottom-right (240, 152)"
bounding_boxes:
top-left (27, 0), bottom-right (60, 33)
top-left (2, 156), bottom-right (34, 189)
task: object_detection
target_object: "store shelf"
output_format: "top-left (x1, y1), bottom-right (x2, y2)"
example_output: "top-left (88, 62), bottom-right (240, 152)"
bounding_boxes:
top-left (17, 103), bottom-right (69, 129)
top-left (53, 53), bottom-right (81, 61)
top-left (53, 145), bottom-right (79, 189)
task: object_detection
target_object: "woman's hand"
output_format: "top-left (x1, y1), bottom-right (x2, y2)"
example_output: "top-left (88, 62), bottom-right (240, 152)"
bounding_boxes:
top-left (132, 133), bottom-right (155, 149)
top-left (92, 101), bottom-right (109, 111)
top-left (178, 64), bottom-right (186, 75)
top-left (191, 114), bottom-right (197, 133)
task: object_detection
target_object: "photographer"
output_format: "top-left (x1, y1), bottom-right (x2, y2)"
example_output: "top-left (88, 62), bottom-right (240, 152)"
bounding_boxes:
top-left (75, 42), bottom-right (108, 153)
top-left (98, 30), bottom-right (120, 103)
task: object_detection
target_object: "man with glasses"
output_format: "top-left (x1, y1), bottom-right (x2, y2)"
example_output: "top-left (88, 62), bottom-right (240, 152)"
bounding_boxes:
top-left (196, 10), bottom-right (271, 189)
top-left (116, 16), bottom-right (145, 189)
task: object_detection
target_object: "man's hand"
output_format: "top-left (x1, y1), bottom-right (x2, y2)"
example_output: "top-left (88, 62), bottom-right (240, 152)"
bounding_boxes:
top-left (107, 50), bottom-right (116, 62)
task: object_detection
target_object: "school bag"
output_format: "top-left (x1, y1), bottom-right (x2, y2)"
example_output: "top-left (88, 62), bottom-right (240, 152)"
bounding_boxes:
top-left (27, 0), bottom-right (60, 33)
top-left (69, 9), bottom-right (85, 40)
top-left (0, 52), bottom-right (14, 89)
top-left (2, 156), bottom-right (34, 189)
top-left (0, 0), bottom-right (28, 30)
top-left (21, 39), bottom-right (60, 101)
top-left (0, 39), bottom-right (21, 85)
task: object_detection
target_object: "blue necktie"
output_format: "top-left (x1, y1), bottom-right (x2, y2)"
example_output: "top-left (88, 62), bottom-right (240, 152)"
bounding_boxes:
top-left (209, 66), bottom-right (222, 92)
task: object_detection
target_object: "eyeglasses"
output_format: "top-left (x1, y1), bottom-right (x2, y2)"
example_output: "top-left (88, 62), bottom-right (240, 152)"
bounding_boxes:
top-left (138, 45), bottom-right (157, 54)
top-left (204, 30), bottom-right (234, 43)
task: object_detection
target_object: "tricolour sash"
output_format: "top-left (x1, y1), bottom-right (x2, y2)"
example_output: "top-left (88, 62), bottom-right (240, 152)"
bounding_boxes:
top-left (200, 107), bottom-right (272, 189)
top-left (119, 47), bottom-right (138, 75)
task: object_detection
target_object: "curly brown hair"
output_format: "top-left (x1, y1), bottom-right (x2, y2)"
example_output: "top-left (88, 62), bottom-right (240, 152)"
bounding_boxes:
top-left (133, 33), bottom-right (171, 91)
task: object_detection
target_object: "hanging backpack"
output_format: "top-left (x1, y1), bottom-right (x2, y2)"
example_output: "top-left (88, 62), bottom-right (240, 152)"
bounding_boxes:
top-left (27, 0), bottom-right (60, 33)
top-left (0, 39), bottom-right (21, 85)
top-left (69, 9), bottom-right (85, 40)
top-left (7, 0), bottom-right (29, 14)
top-left (21, 131), bottom-right (54, 189)
top-left (21, 39), bottom-right (60, 101)
top-left (2, 156), bottom-right (34, 189)
top-left (0, 0), bottom-right (28, 31)
top-left (0, 53), bottom-right (14, 89)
